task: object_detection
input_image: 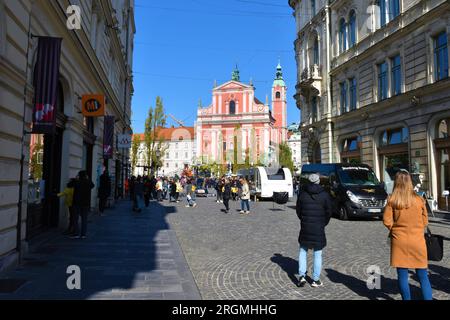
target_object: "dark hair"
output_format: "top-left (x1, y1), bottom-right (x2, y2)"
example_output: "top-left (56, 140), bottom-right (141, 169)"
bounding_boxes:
top-left (78, 170), bottom-right (87, 179)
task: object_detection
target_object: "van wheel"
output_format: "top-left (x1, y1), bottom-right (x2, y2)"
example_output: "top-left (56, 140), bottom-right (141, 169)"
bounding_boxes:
top-left (339, 206), bottom-right (349, 220)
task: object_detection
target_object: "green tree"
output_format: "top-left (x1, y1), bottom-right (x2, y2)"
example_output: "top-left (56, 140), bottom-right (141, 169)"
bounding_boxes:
top-left (144, 96), bottom-right (167, 174)
top-left (131, 134), bottom-right (141, 174)
top-left (278, 142), bottom-right (295, 173)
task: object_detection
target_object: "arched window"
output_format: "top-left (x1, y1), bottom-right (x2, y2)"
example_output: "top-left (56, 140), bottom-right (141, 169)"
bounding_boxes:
top-left (349, 10), bottom-right (356, 47)
top-left (313, 37), bottom-right (319, 64)
top-left (339, 18), bottom-right (347, 53)
top-left (229, 100), bottom-right (236, 115)
top-left (276, 91), bottom-right (281, 99)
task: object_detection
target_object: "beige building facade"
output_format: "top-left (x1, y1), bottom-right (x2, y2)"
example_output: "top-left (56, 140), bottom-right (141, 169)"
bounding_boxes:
top-left (289, 0), bottom-right (450, 212)
top-left (0, 0), bottom-right (135, 272)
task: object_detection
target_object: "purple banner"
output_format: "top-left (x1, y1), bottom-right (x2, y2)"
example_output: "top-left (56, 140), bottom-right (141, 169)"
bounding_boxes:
top-left (103, 115), bottom-right (115, 159)
top-left (32, 37), bottom-right (62, 134)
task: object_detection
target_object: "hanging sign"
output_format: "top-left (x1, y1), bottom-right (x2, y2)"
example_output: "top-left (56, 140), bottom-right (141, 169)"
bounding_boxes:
top-left (82, 94), bottom-right (105, 117)
top-left (118, 134), bottom-right (132, 149)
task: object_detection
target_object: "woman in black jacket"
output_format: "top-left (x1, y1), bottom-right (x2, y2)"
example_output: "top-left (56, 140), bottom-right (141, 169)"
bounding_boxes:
top-left (296, 173), bottom-right (333, 288)
top-left (71, 170), bottom-right (95, 239)
top-left (222, 179), bottom-right (232, 213)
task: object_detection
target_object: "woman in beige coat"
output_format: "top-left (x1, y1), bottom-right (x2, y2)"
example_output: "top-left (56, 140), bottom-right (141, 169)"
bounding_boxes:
top-left (383, 170), bottom-right (432, 300)
top-left (239, 178), bottom-right (250, 214)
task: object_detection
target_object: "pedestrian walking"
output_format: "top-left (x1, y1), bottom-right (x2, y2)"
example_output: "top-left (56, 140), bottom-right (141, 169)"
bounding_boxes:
top-left (98, 169), bottom-right (111, 216)
top-left (156, 178), bottom-right (163, 202)
top-left (58, 178), bottom-right (75, 235)
top-left (175, 180), bottom-right (183, 203)
top-left (71, 170), bottom-right (94, 239)
top-left (383, 171), bottom-right (432, 300)
top-left (239, 178), bottom-right (250, 215)
top-left (143, 176), bottom-right (151, 207)
top-left (133, 176), bottom-right (144, 212)
top-left (296, 173), bottom-right (333, 288)
top-left (222, 179), bottom-right (232, 213)
top-left (216, 178), bottom-right (224, 203)
top-left (185, 179), bottom-right (197, 208)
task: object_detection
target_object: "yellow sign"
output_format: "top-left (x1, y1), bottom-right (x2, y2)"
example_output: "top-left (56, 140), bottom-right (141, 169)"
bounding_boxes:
top-left (82, 94), bottom-right (105, 117)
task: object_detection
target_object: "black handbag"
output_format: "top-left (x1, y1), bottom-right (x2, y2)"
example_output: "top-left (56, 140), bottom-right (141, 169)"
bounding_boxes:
top-left (425, 227), bottom-right (444, 261)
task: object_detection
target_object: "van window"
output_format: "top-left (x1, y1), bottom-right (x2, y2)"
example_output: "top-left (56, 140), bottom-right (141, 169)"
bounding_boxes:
top-left (337, 167), bottom-right (380, 186)
top-left (265, 168), bottom-right (286, 180)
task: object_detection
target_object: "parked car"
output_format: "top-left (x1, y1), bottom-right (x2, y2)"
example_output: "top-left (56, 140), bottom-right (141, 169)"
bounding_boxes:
top-left (194, 178), bottom-right (207, 197)
top-left (300, 163), bottom-right (388, 220)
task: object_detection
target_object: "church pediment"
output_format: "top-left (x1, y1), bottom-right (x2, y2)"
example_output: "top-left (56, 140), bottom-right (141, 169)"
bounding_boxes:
top-left (214, 80), bottom-right (253, 91)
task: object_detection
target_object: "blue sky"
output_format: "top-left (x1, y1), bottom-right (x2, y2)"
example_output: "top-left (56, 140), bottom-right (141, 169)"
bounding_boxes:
top-left (131, 0), bottom-right (300, 133)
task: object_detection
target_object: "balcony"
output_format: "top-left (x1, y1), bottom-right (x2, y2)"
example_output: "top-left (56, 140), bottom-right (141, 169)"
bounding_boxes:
top-left (298, 64), bottom-right (322, 97)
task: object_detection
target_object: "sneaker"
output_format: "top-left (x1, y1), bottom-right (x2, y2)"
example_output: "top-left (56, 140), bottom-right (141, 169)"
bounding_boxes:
top-left (69, 234), bottom-right (80, 239)
top-left (239, 210), bottom-right (245, 214)
top-left (193, 203), bottom-right (197, 207)
top-left (185, 205), bottom-right (190, 207)
top-left (297, 276), bottom-right (307, 287)
top-left (311, 280), bottom-right (323, 287)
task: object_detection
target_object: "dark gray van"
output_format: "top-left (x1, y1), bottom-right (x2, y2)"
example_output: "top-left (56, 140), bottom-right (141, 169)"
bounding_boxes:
top-left (300, 163), bottom-right (388, 220)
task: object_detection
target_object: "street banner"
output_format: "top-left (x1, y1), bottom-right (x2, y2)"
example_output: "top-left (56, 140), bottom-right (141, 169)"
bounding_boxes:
top-left (118, 134), bottom-right (132, 149)
top-left (32, 37), bottom-right (63, 134)
top-left (103, 116), bottom-right (115, 159)
top-left (82, 94), bottom-right (105, 117)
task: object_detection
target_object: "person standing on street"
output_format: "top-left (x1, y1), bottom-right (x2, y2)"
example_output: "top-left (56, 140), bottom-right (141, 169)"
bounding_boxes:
top-left (222, 179), bottom-right (232, 213)
top-left (156, 178), bottom-right (163, 202)
top-left (383, 171), bottom-right (432, 300)
top-left (133, 176), bottom-right (144, 212)
top-left (71, 170), bottom-right (94, 239)
top-left (58, 178), bottom-right (75, 235)
top-left (216, 178), bottom-right (224, 203)
top-left (98, 169), bottom-right (111, 216)
top-left (296, 173), bottom-right (333, 288)
top-left (175, 179), bottom-right (182, 203)
top-left (239, 178), bottom-right (250, 215)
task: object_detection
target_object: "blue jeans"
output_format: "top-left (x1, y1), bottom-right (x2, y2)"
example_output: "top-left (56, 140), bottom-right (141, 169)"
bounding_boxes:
top-left (298, 246), bottom-right (322, 281)
top-left (397, 268), bottom-right (432, 300)
top-left (241, 199), bottom-right (250, 211)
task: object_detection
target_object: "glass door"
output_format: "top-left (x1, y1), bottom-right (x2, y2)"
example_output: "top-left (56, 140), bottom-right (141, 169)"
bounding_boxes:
top-left (381, 153), bottom-right (409, 194)
top-left (438, 148), bottom-right (450, 211)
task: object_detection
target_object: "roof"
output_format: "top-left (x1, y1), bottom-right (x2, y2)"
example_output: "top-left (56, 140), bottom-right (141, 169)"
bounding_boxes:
top-left (133, 126), bottom-right (195, 142)
top-left (254, 97), bottom-right (265, 105)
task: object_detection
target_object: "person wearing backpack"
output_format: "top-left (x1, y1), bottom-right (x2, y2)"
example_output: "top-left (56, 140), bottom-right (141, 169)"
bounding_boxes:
top-left (383, 170), bottom-right (432, 300)
top-left (296, 173), bottom-right (333, 288)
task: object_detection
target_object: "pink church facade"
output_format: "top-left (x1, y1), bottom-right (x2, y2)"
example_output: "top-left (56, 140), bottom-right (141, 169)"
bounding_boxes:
top-left (196, 64), bottom-right (287, 166)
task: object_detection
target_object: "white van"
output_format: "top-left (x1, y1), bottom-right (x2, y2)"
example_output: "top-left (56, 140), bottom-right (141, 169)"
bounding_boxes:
top-left (237, 167), bottom-right (294, 199)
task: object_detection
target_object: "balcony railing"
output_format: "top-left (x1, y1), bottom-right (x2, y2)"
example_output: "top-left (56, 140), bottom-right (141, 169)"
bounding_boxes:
top-left (300, 64), bottom-right (322, 82)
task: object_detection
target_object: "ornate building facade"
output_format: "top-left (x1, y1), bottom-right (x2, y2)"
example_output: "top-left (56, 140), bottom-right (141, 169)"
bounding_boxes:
top-left (195, 65), bottom-right (288, 167)
top-left (0, 0), bottom-right (135, 272)
top-left (289, 0), bottom-right (450, 212)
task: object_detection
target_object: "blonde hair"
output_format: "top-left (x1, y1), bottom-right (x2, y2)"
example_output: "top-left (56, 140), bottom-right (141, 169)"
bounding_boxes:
top-left (388, 171), bottom-right (419, 210)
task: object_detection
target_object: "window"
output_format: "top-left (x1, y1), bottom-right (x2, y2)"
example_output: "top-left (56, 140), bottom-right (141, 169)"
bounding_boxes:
top-left (349, 10), bottom-right (356, 47)
top-left (379, 0), bottom-right (386, 27)
top-left (380, 127), bottom-right (409, 146)
top-left (276, 91), bottom-right (281, 99)
top-left (389, 0), bottom-right (400, 21)
top-left (391, 55), bottom-right (402, 96)
top-left (229, 100), bottom-right (236, 114)
top-left (311, 96), bottom-right (318, 122)
top-left (339, 18), bottom-right (347, 53)
top-left (434, 32), bottom-right (449, 81)
top-left (223, 141), bottom-right (227, 151)
top-left (340, 81), bottom-right (348, 114)
top-left (349, 78), bottom-right (357, 111)
top-left (313, 37), bottom-right (319, 64)
top-left (311, 0), bottom-right (316, 16)
top-left (378, 62), bottom-right (388, 101)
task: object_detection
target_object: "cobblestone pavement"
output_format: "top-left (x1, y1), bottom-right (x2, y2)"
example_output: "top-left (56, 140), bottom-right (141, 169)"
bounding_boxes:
top-left (165, 196), bottom-right (450, 300)
top-left (0, 201), bottom-right (200, 300)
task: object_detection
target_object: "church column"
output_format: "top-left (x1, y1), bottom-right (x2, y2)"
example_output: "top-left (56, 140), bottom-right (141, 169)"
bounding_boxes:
top-left (213, 94), bottom-right (217, 114)
top-left (243, 92), bottom-right (247, 113)
top-left (218, 95), bottom-right (223, 114)
top-left (211, 130), bottom-right (217, 162)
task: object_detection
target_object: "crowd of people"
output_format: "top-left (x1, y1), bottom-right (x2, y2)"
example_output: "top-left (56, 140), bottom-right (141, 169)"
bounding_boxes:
top-left (55, 166), bottom-right (435, 300)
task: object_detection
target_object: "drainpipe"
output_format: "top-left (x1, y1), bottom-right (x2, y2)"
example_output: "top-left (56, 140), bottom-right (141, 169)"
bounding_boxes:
top-left (325, 3), bottom-right (333, 163)
top-left (17, 9), bottom-right (34, 262)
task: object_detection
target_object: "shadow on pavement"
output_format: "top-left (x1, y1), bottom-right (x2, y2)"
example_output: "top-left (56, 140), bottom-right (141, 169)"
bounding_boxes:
top-left (270, 253), bottom-right (298, 286)
top-left (324, 268), bottom-right (433, 300)
top-left (0, 200), bottom-right (194, 300)
top-left (427, 264), bottom-right (450, 295)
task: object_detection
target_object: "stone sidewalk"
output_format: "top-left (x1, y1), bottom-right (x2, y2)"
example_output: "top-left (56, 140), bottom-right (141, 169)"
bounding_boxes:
top-left (0, 200), bottom-right (201, 300)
